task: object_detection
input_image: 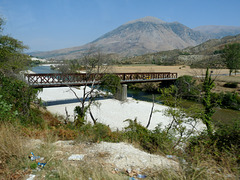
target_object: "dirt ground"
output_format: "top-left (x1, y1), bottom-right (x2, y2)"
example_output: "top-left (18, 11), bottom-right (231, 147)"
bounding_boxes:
top-left (108, 65), bottom-right (240, 93)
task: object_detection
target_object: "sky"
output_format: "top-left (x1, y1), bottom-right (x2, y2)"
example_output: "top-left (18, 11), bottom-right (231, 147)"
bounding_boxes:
top-left (0, 0), bottom-right (240, 52)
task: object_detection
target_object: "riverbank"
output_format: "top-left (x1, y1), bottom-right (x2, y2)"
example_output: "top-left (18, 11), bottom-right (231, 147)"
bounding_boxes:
top-left (38, 87), bottom-right (205, 131)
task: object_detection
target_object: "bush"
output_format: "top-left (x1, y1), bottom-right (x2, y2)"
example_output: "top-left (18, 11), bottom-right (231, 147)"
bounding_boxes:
top-left (129, 82), bottom-right (160, 93)
top-left (124, 119), bottom-right (174, 154)
top-left (214, 119), bottom-right (240, 152)
top-left (76, 123), bottom-right (121, 143)
top-left (100, 74), bottom-right (121, 95)
top-left (174, 75), bottom-right (200, 100)
top-left (0, 74), bottom-right (42, 125)
top-left (188, 118), bottom-right (240, 167)
top-left (223, 82), bottom-right (238, 88)
top-left (0, 95), bottom-right (18, 122)
top-left (218, 92), bottom-right (240, 110)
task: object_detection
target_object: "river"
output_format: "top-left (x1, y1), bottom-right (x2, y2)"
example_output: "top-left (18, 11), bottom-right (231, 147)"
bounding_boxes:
top-left (31, 65), bottom-right (240, 125)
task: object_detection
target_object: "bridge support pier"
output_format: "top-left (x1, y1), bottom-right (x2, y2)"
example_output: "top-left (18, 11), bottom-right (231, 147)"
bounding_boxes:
top-left (116, 84), bottom-right (127, 101)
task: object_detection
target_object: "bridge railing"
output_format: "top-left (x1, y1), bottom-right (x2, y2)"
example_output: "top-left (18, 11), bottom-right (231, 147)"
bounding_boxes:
top-left (116, 72), bottom-right (177, 81)
top-left (24, 72), bottom-right (177, 87)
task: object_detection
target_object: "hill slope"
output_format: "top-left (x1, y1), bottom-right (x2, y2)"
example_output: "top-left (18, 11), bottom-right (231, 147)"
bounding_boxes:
top-left (124, 34), bottom-right (240, 67)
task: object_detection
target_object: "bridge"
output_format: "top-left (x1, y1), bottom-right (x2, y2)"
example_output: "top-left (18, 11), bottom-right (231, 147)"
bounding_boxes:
top-left (25, 72), bottom-right (178, 88)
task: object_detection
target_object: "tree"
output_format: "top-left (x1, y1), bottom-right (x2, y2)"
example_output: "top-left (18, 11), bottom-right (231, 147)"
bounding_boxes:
top-left (62, 47), bottom-right (114, 126)
top-left (174, 75), bottom-right (200, 100)
top-left (0, 17), bottom-right (31, 75)
top-left (201, 68), bottom-right (217, 137)
top-left (159, 85), bottom-right (202, 148)
top-left (0, 17), bottom-right (40, 125)
top-left (99, 74), bottom-right (121, 97)
top-left (221, 43), bottom-right (240, 76)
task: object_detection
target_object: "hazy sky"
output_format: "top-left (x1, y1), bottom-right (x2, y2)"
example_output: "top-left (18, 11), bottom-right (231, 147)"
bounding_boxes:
top-left (1, 0), bottom-right (240, 52)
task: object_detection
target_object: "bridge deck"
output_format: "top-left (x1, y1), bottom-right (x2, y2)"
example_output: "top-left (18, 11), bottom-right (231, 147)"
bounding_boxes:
top-left (25, 72), bottom-right (177, 88)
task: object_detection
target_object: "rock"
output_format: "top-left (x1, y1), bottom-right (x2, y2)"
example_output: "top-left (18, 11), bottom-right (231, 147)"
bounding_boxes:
top-left (68, 154), bottom-right (85, 161)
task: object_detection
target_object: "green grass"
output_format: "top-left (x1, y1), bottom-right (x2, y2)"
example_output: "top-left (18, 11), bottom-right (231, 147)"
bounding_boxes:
top-left (179, 99), bottom-right (240, 125)
top-left (213, 108), bottom-right (240, 125)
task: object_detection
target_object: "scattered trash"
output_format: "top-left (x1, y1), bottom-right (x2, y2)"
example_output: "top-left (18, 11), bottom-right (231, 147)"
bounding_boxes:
top-left (37, 162), bottom-right (47, 168)
top-left (68, 154), bottom-right (85, 161)
top-left (166, 155), bottom-right (174, 159)
top-left (29, 152), bottom-right (44, 161)
top-left (114, 168), bottom-right (119, 172)
top-left (29, 152), bottom-right (40, 161)
top-left (137, 174), bottom-right (147, 178)
top-left (126, 168), bottom-right (132, 174)
top-left (111, 168), bottom-right (119, 174)
top-left (129, 177), bottom-right (136, 180)
top-left (26, 174), bottom-right (36, 180)
top-left (28, 152), bottom-right (47, 170)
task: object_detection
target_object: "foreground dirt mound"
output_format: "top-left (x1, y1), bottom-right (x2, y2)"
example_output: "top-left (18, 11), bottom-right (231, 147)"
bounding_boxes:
top-left (25, 139), bottom-right (179, 179)
top-left (87, 141), bottom-right (178, 171)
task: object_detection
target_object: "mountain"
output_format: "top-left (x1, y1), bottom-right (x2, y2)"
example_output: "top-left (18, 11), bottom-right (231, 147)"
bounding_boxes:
top-left (30, 17), bottom-right (240, 60)
top-left (194, 25), bottom-right (240, 39)
top-left (124, 34), bottom-right (240, 67)
top-left (30, 17), bottom-right (207, 60)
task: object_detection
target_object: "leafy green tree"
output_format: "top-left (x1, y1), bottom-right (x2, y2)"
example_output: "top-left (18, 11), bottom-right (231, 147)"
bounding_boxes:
top-left (221, 43), bottom-right (240, 76)
top-left (175, 75), bottom-right (200, 100)
top-left (0, 17), bottom-right (30, 75)
top-left (100, 74), bottom-right (121, 96)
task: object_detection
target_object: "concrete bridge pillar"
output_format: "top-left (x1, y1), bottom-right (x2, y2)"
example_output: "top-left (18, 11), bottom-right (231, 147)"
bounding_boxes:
top-left (116, 84), bottom-right (127, 101)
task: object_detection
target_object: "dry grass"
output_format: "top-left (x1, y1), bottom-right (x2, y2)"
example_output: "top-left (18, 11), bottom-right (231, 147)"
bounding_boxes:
top-left (0, 123), bottom-right (238, 179)
top-left (0, 123), bottom-right (29, 179)
top-left (109, 65), bottom-right (240, 94)
top-left (108, 65), bottom-right (230, 76)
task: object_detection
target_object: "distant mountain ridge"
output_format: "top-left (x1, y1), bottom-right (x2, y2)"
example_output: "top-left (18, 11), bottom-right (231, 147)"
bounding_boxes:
top-left (30, 16), bottom-right (240, 60)
top-left (194, 25), bottom-right (240, 39)
top-left (124, 34), bottom-right (240, 67)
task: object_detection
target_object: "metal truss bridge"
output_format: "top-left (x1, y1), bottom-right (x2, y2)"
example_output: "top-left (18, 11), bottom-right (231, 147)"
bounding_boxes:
top-left (25, 72), bottom-right (177, 88)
